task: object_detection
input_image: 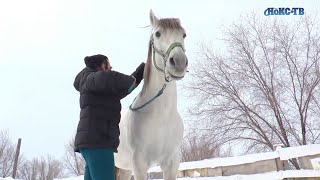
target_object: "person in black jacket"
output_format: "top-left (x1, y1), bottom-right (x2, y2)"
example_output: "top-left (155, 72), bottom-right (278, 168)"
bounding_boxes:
top-left (73, 54), bottom-right (145, 180)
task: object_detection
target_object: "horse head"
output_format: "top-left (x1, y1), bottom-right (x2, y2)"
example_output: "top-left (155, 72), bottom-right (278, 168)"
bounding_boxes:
top-left (145, 10), bottom-right (188, 83)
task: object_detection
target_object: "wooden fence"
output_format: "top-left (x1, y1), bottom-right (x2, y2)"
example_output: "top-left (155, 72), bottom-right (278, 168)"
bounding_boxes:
top-left (147, 144), bottom-right (320, 179)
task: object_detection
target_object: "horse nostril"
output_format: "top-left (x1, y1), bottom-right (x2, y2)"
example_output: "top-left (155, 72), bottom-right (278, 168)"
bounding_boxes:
top-left (169, 57), bottom-right (175, 66)
top-left (186, 58), bottom-right (188, 66)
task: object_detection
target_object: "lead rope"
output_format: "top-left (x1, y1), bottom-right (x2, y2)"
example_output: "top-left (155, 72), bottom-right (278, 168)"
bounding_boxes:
top-left (129, 83), bottom-right (167, 111)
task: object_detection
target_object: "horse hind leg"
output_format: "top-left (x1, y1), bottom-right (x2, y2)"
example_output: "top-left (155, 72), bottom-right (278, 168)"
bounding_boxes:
top-left (115, 167), bottom-right (132, 180)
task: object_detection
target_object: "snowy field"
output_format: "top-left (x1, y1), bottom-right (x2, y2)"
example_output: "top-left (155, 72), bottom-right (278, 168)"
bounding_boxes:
top-left (53, 170), bottom-right (320, 180)
top-left (2, 170), bottom-right (320, 180)
top-left (55, 170), bottom-right (320, 179)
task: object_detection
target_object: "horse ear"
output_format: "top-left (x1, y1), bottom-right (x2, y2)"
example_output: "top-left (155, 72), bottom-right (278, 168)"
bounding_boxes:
top-left (176, 18), bottom-right (181, 24)
top-left (149, 9), bottom-right (159, 27)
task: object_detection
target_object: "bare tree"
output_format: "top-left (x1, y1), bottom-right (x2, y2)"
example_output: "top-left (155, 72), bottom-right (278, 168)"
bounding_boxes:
top-left (18, 158), bottom-right (40, 180)
top-left (187, 14), bottom-right (320, 169)
top-left (63, 138), bottom-right (85, 176)
top-left (181, 133), bottom-right (222, 162)
top-left (0, 130), bottom-right (23, 178)
top-left (0, 130), bottom-right (65, 179)
top-left (18, 155), bottom-right (65, 180)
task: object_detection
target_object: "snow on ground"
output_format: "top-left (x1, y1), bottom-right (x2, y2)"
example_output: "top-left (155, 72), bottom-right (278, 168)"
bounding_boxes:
top-left (54, 176), bottom-right (84, 180)
top-left (52, 170), bottom-right (320, 180)
top-left (2, 170), bottom-right (320, 180)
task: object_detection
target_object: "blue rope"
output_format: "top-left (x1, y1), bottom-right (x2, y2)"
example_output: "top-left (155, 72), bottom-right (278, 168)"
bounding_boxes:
top-left (129, 84), bottom-right (167, 111)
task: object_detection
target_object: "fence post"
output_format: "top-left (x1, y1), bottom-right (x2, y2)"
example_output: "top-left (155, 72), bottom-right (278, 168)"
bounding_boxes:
top-left (12, 138), bottom-right (22, 179)
top-left (273, 144), bottom-right (284, 171)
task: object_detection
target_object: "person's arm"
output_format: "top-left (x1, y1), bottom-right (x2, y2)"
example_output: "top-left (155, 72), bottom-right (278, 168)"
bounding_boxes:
top-left (83, 71), bottom-right (112, 93)
top-left (83, 62), bottom-right (145, 98)
top-left (112, 62), bottom-right (145, 99)
top-left (111, 71), bottom-right (136, 99)
top-left (128, 76), bottom-right (137, 93)
top-left (127, 63), bottom-right (145, 93)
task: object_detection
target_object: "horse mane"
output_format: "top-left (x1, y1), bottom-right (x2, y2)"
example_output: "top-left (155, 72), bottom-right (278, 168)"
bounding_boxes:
top-left (140, 18), bottom-right (184, 95)
top-left (140, 38), bottom-right (153, 96)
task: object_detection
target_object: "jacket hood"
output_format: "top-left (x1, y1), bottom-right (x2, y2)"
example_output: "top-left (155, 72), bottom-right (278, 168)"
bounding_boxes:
top-left (73, 67), bottom-right (97, 91)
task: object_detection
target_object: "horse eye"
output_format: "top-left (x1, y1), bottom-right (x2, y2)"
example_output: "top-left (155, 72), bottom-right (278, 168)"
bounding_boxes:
top-left (155, 31), bottom-right (161, 38)
top-left (183, 33), bottom-right (187, 38)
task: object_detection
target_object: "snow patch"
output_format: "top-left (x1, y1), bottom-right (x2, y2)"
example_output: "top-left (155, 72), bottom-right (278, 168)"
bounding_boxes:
top-left (278, 144), bottom-right (320, 160)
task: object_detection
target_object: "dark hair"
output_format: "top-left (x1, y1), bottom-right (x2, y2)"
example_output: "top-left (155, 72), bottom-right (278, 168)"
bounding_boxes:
top-left (84, 54), bottom-right (108, 69)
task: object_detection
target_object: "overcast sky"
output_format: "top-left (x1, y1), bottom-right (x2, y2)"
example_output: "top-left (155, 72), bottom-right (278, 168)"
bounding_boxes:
top-left (0, 0), bottom-right (319, 159)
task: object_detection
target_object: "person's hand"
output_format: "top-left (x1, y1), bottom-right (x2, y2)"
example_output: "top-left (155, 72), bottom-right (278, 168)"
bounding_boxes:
top-left (131, 62), bottom-right (145, 85)
top-left (136, 62), bottom-right (145, 78)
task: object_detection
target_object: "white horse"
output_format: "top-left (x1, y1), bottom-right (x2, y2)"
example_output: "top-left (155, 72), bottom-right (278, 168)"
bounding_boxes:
top-left (114, 10), bottom-right (188, 180)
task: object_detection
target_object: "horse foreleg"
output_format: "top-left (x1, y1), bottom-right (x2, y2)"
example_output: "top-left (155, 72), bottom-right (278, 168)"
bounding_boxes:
top-left (117, 168), bottom-right (132, 180)
top-left (160, 152), bottom-right (180, 180)
top-left (132, 151), bottom-right (149, 180)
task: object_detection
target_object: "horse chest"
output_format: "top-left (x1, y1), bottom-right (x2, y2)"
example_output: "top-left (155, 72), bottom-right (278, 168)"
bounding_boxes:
top-left (128, 112), bottom-right (184, 150)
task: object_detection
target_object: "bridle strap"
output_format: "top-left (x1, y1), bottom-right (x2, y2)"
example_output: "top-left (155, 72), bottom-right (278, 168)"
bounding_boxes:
top-left (153, 43), bottom-right (185, 59)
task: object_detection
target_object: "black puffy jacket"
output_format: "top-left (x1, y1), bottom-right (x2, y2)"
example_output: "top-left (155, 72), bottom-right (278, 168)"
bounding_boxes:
top-left (73, 67), bottom-right (136, 152)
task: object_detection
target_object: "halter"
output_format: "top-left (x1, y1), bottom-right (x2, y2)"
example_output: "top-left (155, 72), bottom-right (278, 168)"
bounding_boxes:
top-left (129, 39), bottom-right (185, 111)
top-left (152, 40), bottom-right (185, 82)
